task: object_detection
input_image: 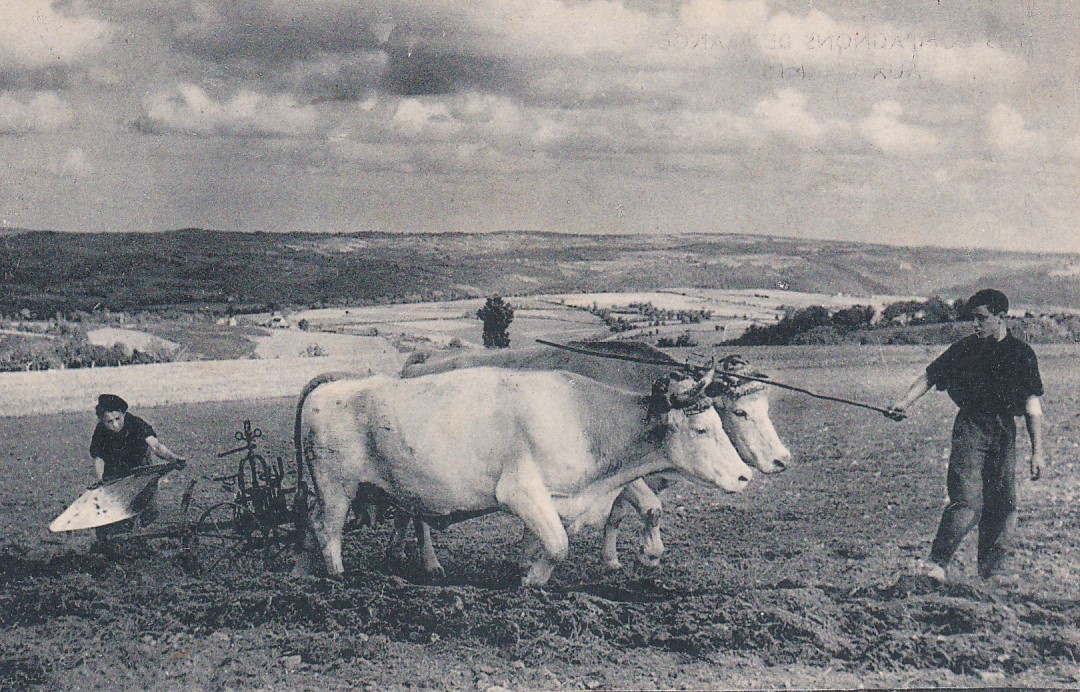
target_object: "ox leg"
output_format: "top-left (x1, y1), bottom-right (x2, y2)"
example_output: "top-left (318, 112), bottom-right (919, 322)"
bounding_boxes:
top-left (385, 512), bottom-right (411, 566)
top-left (602, 496), bottom-right (633, 571)
top-left (321, 496), bottom-right (352, 577)
top-left (495, 459), bottom-right (568, 588)
top-left (413, 518), bottom-right (446, 582)
top-left (518, 532), bottom-right (544, 570)
top-left (305, 475), bottom-right (354, 578)
top-left (621, 479), bottom-right (665, 568)
top-left (307, 495), bottom-right (352, 577)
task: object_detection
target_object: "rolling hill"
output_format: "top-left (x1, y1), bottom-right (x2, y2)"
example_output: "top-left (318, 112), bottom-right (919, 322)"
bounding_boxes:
top-left (1, 229), bottom-right (1076, 317)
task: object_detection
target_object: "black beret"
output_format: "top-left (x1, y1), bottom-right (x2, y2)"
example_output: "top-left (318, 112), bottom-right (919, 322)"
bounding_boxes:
top-left (968, 288), bottom-right (1009, 315)
top-left (96, 394), bottom-right (128, 413)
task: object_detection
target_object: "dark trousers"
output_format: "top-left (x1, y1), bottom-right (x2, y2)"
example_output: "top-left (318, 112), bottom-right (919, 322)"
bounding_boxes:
top-left (930, 409), bottom-right (1017, 576)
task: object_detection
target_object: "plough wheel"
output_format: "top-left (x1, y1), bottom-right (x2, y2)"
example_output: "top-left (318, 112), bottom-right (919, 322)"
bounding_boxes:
top-left (184, 501), bottom-right (292, 576)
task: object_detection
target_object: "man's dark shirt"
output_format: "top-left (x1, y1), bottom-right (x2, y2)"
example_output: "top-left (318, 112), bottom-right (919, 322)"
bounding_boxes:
top-left (90, 414), bottom-right (156, 481)
top-left (925, 332), bottom-right (1043, 416)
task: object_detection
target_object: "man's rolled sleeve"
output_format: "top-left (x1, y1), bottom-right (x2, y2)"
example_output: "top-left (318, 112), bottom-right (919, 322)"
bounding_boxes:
top-left (1017, 346), bottom-right (1044, 399)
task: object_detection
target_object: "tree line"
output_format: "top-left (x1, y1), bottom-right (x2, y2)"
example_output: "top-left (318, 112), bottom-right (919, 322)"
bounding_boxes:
top-left (729, 296), bottom-right (1080, 346)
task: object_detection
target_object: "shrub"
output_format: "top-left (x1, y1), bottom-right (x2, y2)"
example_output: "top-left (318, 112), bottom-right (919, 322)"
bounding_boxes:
top-left (404, 351), bottom-right (430, 366)
top-left (791, 325), bottom-right (844, 345)
top-left (477, 296), bottom-right (514, 349)
top-left (657, 332), bottom-right (697, 348)
top-left (831, 305), bottom-right (876, 332)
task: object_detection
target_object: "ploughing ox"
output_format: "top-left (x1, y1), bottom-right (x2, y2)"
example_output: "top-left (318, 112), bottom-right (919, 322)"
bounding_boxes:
top-left (601, 351), bottom-right (791, 569)
top-left (401, 343), bottom-right (792, 573)
top-left (295, 366), bottom-right (752, 586)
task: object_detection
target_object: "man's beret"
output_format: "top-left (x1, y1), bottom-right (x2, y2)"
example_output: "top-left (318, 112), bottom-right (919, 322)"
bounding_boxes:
top-left (96, 393), bottom-right (129, 413)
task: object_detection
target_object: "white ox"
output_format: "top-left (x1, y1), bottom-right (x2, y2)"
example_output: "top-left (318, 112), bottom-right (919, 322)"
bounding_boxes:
top-left (401, 343), bottom-right (791, 573)
top-left (601, 350), bottom-right (792, 569)
top-left (295, 367), bottom-right (753, 586)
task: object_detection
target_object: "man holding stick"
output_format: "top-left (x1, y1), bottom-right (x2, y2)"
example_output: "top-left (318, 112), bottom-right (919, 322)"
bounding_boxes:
top-left (886, 288), bottom-right (1045, 582)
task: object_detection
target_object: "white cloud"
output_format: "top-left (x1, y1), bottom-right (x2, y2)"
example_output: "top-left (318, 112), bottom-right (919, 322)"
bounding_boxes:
top-left (858, 101), bottom-right (940, 156)
top-left (135, 84), bottom-right (320, 137)
top-left (666, 108), bottom-right (757, 152)
top-left (930, 41), bottom-right (1025, 84)
top-left (56, 148), bottom-right (94, 178)
top-left (391, 98), bottom-right (460, 140)
top-left (0, 0), bottom-right (110, 70)
top-left (987, 103), bottom-right (1049, 158)
top-left (753, 89), bottom-right (829, 144)
top-left (0, 91), bottom-right (76, 133)
top-left (416, 0), bottom-right (662, 60)
top-left (337, 92), bottom-right (556, 169)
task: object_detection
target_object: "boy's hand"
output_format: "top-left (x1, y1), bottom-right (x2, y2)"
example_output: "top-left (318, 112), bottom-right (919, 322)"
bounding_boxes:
top-left (883, 406), bottom-right (907, 421)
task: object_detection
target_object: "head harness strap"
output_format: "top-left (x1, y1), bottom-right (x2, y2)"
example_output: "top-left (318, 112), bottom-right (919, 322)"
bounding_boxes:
top-left (648, 370), bottom-right (714, 419)
top-left (705, 355), bottom-right (769, 400)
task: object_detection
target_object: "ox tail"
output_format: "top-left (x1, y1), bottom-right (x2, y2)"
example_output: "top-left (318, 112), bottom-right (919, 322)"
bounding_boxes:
top-left (294, 371), bottom-right (367, 488)
top-left (293, 371), bottom-right (365, 573)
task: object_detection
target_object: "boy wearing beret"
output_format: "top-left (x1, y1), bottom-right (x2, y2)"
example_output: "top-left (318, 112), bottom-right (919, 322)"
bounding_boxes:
top-left (90, 394), bottom-right (187, 550)
top-left (886, 289), bottom-right (1045, 582)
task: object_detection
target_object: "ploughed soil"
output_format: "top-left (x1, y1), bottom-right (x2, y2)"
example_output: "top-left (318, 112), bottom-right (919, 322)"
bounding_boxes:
top-left (1, 349), bottom-right (1078, 690)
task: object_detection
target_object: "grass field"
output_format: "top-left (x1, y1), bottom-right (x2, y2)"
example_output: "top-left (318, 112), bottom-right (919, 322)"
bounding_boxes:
top-left (0, 344), bottom-right (1077, 690)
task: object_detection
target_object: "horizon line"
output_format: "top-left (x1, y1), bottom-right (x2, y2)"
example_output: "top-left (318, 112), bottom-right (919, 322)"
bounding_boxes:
top-left (2, 226), bottom-right (1078, 258)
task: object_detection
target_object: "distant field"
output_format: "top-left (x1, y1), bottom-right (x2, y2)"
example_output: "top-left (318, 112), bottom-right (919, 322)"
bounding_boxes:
top-left (0, 350), bottom-right (404, 417)
top-left (7, 285), bottom-right (1072, 379)
top-left (282, 295), bottom-right (607, 351)
top-left (558, 288), bottom-right (916, 316)
top-left (272, 289), bottom-right (916, 353)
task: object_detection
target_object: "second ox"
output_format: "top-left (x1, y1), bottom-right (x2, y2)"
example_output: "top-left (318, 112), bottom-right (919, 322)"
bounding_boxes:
top-left (295, 366), bottom-right (753, 586)
top-left (601, 352), bottom-right (791, 570)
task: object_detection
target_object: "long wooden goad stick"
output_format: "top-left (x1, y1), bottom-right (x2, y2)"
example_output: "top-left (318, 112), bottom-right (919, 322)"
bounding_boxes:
top-left (534, 338), bottom-right (904, 419)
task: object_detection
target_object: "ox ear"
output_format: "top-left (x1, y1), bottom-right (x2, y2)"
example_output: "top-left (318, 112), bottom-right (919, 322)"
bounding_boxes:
top-left (666, 368), bottom-right (714, 409)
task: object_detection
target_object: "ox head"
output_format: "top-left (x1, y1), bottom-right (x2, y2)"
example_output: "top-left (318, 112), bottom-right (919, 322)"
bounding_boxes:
top-left (705, 355), bottom-right (792, 474)
top-left (649, 370), bottom-right (753, 493)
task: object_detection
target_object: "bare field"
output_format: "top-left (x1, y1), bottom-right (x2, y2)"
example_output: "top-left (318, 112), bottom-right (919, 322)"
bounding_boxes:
top-left (271, 297), bottom-right (604, 352)
top-left (1, 345), bottom-right (1078, 690)
top-left (0, 350), bottom-right (403, 417)
top-left (556, 288), bottom-right (916, 318)
top-left (262, 288), bottom-right (916, 356)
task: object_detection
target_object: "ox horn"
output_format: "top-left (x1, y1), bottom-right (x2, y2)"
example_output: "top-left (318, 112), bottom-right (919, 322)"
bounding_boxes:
top-left (666, 368), bottom-right (715, 409)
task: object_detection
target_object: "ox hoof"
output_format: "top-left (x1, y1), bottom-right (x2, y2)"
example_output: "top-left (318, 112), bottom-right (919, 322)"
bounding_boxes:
top-left (638, 554), bottom-right (662, 569)
top-left (520, 564), bottom-right (555, 588)
top-left (423, 566), bottom-right (447, 583)
top-left (603, 558), bottom-right (623, 571)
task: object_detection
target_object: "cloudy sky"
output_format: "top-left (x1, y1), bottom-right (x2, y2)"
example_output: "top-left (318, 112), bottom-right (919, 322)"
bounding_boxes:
top-left (1, 0), bottom-right (1078, 252)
